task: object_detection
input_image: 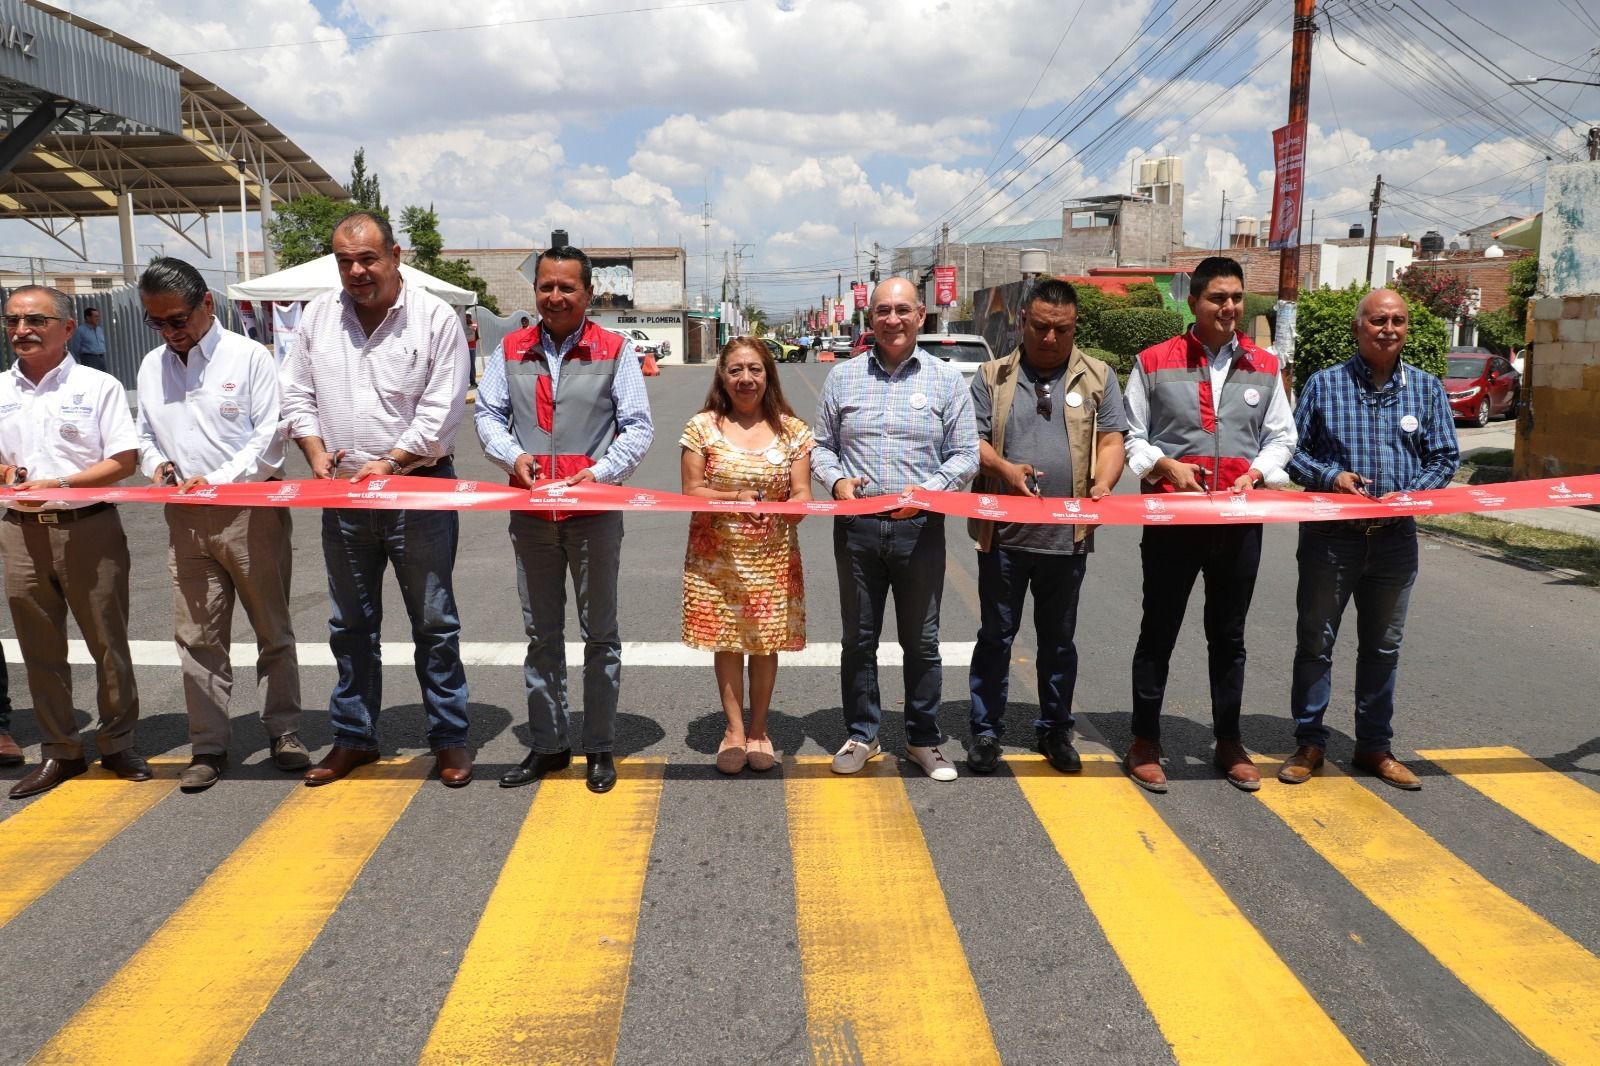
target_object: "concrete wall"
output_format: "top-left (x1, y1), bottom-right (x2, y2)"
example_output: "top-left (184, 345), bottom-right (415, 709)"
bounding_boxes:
top-left (1317, 241), bottom-right (1412, 290)
top-left (1518, 294), bottom-right (1600, 478)
top-left (1540, 161), bottom-right (1600, 297)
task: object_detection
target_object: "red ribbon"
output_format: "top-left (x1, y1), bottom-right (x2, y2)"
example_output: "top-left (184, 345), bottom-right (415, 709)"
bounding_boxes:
top-left (6, 474), bottom-right (1598, 526)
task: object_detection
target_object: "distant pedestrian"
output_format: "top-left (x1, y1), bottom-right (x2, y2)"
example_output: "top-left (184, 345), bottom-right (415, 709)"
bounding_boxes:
top-left (1122, 255), bottom-right (1296, 793)
top-left (69, 306), bottom-right (109, 373)
top-left (1279, 288), bottom-right (1459, 790)
top-left (475, 244), bottom-right (654, 795)
top-left (465, 311), bottom-right (480, 388)
top-left (135, 257), bottom-right (307, 792)
top-left (965, 279), bottom-right (1127, 775)
top-left (680, 337), bottom-right (812, 774)
top-left (0, 286), bottom-right (146, 799)
top-left (812, 276), bottom-right (979, 781)
top-left (280, 211), bottom-right (474, 789)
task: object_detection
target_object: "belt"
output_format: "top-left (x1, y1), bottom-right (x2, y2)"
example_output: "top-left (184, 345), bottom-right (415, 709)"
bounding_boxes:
top-left (3, 501), bottom-right (113, 525)
top-left (1322, 517), bottom-right (1411, 534)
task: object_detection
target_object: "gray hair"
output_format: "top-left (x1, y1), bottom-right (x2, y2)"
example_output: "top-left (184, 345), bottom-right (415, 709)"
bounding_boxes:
top-left (5, 284), bottom-right (72, 319)
top-left (139, 257), bottom-right (208, 306)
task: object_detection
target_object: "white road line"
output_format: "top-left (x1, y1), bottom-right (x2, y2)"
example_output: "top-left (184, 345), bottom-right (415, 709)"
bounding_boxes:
top-left (0, 639), bottom-right (978, 669)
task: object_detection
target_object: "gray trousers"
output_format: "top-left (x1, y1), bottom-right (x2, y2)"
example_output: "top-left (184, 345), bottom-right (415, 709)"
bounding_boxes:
top-left (0, 506), bottom-right (139, 760)
top-left (167, 503), bottom-right (301, 754)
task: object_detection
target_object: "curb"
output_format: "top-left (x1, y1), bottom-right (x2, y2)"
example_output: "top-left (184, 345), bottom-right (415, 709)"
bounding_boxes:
top-left (1416, 525), bottom-right (1593, 585)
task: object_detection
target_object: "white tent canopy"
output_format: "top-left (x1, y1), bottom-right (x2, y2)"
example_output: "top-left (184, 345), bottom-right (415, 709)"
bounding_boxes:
top-left (226, 254), bottom-right (477, 307)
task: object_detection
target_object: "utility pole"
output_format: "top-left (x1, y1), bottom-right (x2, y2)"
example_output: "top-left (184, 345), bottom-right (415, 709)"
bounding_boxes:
top-left (1215, 190), bottom-right (1228, 254)
top-left (854, 223), bottom-right (862, 337)
top-left (938, 222), bottom-right (950, 331)
top-left (1365, 174), bottom-right (1383, 286)
top-left (1276, 0), bottom-right (1316, 302)
top-left (836, 272), bottom-right (843, 337)
top-left (701, 199), bottom-right (711, 312)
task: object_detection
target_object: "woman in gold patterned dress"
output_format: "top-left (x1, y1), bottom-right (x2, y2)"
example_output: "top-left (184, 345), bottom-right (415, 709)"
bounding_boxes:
top-left (680, 337), bottom-right (812, 774)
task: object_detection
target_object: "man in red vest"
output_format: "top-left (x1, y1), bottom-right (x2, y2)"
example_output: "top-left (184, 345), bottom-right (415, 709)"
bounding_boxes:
top-left (474, 245), bottom-right (654, 794)
top-left (1121, 256), bottom-right (1297, 793)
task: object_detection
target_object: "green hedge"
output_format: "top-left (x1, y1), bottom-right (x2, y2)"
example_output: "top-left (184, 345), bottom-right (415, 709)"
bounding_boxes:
top-left (1099, 307), bottom-right (1184, 358)
top-left (1071, 285), bottom-right (1124, 351)
top-left (1292, 284), bottom-right (1449, 392)
top-left (1124, 283), bottom-right (1166, 308)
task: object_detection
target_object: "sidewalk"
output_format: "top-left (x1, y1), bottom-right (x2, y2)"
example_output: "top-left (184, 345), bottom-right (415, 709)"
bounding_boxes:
top-left (1456, 422), bottom-right (1600, 540)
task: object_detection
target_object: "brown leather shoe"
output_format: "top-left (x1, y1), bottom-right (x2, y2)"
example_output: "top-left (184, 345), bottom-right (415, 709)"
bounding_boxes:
top-left (9, 756), bottom-right (88, 799)
top-left (0, 733), bottom-right (22, 766)
top-left (100, 748), bottom-right (152, 781)
top-left (1214, 739), bottom-right (1260, 792)
top-left (1123, 737), bottom-right (1168, 793)
top-left (1352, 750), bottom-right (1421, 790)
top-left (1277, 745), bottom-right (1325, 784)
top-left (435, 747), bottom-right (473, 788)
top-left (303, 745), bottom-right (380, 787)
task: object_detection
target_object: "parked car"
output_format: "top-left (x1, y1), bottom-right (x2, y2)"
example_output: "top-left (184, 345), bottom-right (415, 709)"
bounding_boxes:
top-left (1444, 347), bottom-right (1519, 427)
top-left (846, 331), bottom-right (873, 357)
top-left (916, 332), bottom-right (995, 373)
top-left (623, 328), bottom-right (669, 362)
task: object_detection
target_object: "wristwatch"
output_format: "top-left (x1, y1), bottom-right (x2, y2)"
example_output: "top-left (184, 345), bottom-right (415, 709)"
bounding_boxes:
top-left (57, 476), bottom-right (70, 489)
top-left (383, 457), bottom-right (402, 474)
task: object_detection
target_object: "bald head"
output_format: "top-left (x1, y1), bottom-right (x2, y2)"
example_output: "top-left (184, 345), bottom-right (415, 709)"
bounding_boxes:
top-left (1353, 288), bottom-right (1409, 369)
top-left (867, 277), bottom-right (925, 364)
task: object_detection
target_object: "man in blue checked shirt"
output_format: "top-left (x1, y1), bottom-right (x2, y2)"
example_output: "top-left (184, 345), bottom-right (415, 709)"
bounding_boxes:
top-left (812, 276), bottom-right (979, 782)
top-left (1280, 288), bottom-right (1458, 791)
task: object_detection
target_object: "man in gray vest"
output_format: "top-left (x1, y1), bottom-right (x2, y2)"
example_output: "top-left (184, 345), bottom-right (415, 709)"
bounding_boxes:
top-left (474, 245), bottom-right (654, 794)
top-left (966, 279), bottom-right (1127, 775)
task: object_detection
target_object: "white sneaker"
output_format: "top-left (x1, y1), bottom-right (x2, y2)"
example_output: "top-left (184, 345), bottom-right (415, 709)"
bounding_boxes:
top-left (905, 744), bottom-right (958, 781)
top-left (831, 737), bottom-right (881, 774)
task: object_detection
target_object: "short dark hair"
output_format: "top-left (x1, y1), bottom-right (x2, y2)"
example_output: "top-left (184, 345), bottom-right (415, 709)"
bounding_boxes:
top-left (84, 305), bottom-right (99, 316)
top-left (6, 284), bottom-right (72, 319)
top-left (1028, 278), bottom-right (1079, 310)
top-left (537, 245), bottom-right (592, 288)
top-left (139, 257), bottom-right (208, 306)
top-left (1189, 256), bottom-right (1245, 297)
top-left (333, 209), bottom-right (396, 249)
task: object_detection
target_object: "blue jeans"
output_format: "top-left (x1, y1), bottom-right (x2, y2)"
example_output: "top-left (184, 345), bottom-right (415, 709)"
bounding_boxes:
top-left (968, 547), bottom-right (1086, 739)
top-left (1290, 520), bottom-right (1418, 754)
top-left (834, 513), bottom-right (946, 748)
top-left (320, 463), bottom-right (469, 751)
top-left (509, 511), bottom-right (623, 754)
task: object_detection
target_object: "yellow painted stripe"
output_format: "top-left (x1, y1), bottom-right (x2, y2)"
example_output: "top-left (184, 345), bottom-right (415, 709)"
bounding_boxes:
top-left (1014, 755), bottom-right (1361, 1065)
top-left (0, 768), bottom-right (177, 929)
top-left (1417, 746), bottom-right (1600, 865)
top-left (420, 758), bottom-right (667, 1065)
top-left (1256, 759), bottom-right (1600, 1063)
top-left (32, 759), bottom-right (426, 1066)
top-left (785, 756), bottom-right (1000, 1066)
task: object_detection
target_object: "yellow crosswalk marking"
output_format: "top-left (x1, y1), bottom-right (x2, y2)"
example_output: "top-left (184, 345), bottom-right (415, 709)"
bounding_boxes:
top-left (0, 769), bottom-right (177, 930)
top-left (1014, 755), bottom-right (1362, 1065)
top-left (785, 756), bottom-right (1000, 1066)
top-left (1417, 746), bottom-right (1600, 865)
top-left (31, 759), bottom-right (426, 1066)
top-left (420, 758), bottom-right (666, 1065)
top-left (1256, 761), bottom-right (1600, 1064)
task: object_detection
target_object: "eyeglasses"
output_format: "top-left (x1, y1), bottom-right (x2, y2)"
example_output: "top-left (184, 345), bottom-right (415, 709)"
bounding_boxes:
top-left (871, 304), bottom-right (919, 320)
top-left (1035, 382), bottom-right (1052, 418)
top-left (3, 314), bottom-right (62, 330)
top-left (144, 307), bottom-right (199, 332)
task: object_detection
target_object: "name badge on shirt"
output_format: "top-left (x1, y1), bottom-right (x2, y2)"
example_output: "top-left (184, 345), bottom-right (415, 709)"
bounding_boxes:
top-left (1243, 387), bottom-right (1262, 407)
top-left (909, 391), bottom-right (929, 410)
top-left (219, 399), bottom-right (241, 421)
top-left (1065, 391), bottom-right (1084, 409)
top-left (1400, 414), bottom-right (1419, 433)
top-left (59, 422), bottom-right (81, 441)
top-left (764, 445), bottom-right (786, 466)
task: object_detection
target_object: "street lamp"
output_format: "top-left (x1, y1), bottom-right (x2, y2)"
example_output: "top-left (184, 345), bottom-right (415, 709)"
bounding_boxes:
top-left (1507, 76), bottom-right (1600, 87)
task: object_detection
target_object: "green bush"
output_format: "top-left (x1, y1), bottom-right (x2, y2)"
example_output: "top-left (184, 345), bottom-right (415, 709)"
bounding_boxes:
top-left (1291, 284), bottom-right (1449, 392)
top-left (1125, 283), bottom-right (1166, 308)
top-left (1099, 307), bottom-right (1184, 358)
top-left (1071, 284), bottom-right (1126, 351)
top-left (1473, 307), bottom-right (1521, 354)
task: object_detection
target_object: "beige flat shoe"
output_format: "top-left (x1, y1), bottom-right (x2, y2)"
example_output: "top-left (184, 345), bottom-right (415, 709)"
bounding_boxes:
top-left (746, 737), bottom-right (775, 772)
top-left (716, 735), bottom-right (747, 775)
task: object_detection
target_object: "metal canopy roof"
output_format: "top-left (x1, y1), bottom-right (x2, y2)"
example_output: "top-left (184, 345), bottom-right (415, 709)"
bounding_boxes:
top-left (0, 0), bottom-right (346, 259)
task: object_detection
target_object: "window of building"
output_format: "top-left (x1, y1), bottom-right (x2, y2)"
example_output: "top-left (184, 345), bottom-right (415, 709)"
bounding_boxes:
top-left (90, 276), bottom-right (113, 290)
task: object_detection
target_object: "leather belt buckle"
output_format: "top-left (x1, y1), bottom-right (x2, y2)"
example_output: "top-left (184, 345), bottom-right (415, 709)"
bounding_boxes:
top-left (38, 511), bottom-right (59, 525)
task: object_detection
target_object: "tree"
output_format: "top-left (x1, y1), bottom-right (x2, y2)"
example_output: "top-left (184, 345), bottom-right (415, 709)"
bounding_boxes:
top-left (1473, 307), bottom-right (1520, 353)
top-left (267, 193), bottom-right (359, 268)
top-left (1505, 254), bottom-right (1536, 332)
top-left (398, 204), bottom-right (501, 314)
top-left (349, 147), bottom-right (383, 212)
top-left (741, 303), bottom-right (767, 337)
top-left (1394, 264), bottom-right (1473, 321)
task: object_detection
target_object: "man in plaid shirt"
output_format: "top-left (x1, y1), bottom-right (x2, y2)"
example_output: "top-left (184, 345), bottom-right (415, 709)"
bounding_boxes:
top-left (1281, 288), bottom-right (1459, 790)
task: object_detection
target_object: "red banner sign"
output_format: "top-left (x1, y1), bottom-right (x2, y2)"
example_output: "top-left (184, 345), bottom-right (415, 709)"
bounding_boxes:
top-left (852, 283), bottom-right (868, 310)
top-left (833, 302), bottom-right (846, 324)
top-left (8, 475), bottom-right (1598, 526)
top-left (934, 265), bottom-right (957, 307)
top-left (1269, 119), bottom-right (1307, 250)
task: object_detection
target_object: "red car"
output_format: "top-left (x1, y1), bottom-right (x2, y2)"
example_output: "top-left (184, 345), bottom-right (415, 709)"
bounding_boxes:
top-left (1444, 348), bottom-right (1519, 427)
top-left (848, 330), bottom-right (874, 357)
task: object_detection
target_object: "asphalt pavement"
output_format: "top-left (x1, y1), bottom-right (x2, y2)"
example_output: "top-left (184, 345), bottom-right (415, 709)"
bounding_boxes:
top-left (1, 362), bottom-right (1597, 1065)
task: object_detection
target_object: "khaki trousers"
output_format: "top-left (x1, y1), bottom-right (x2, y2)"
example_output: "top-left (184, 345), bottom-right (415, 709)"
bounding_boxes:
top-left (166, 503), bottom-right (300, 754)
top-left (0, 506), bottom-right (139, 760)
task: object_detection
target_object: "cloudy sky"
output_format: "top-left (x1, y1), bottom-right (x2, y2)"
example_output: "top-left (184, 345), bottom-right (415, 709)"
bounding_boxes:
top-left (14, 0), bottom-right (1600, 315)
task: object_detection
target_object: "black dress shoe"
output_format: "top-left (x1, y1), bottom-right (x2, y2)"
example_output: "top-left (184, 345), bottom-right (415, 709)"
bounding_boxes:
top-left (9, 756), bottom-right (88, 799)
top-left (500, 749), bottom-right (571, 788)
top-left (586, 752), bottom-right (616, 794)
top-left (966, 734), bottom-right (1002, 774)
top-left (1038, 729), bottom-right (1083, 773)
top-left (100, 748), bottom-right (152, 781)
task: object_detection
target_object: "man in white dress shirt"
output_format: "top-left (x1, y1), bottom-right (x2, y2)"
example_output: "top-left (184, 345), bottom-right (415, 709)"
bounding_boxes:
top-left (0, 286), bottom-right (146, 799)
top-left (135, 258), bottom-right (307, 792)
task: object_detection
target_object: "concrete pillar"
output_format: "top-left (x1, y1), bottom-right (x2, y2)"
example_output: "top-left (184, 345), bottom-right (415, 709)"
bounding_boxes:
top-left (258, 172), bottom-right (276, 275)
top-left (117, 190), bottom-right (137, 284)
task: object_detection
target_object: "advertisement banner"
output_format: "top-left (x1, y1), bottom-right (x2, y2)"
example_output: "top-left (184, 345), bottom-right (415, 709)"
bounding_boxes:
top-left (852, 282), bottom-right (868, 310)
top-left (833, 301), bottom-right (846, 324)
top-left (934, 266), bottom-right (958, 307)
top-left (1269, 119), bottom-right (1307, 250)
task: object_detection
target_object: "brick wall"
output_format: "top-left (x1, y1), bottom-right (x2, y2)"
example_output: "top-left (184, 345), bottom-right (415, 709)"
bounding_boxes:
top-left (1400, 252), bottom-right (1532, 314)
top-left (1170, 245), bottom-right (1320, 294)
top-left (1518, 294), bottom-right (1600, 477)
